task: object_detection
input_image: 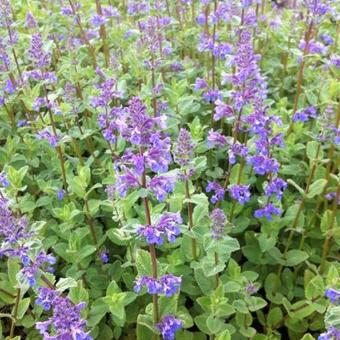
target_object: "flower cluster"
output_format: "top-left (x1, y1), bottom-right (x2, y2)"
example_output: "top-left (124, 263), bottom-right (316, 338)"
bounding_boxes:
top-left (292, 106), bottom-right (318, 123)
top-left (134, 274), bottom-right (181, 297)
top-left (206, 181), bottom-right (225, 204)
top-left (156, 315), bottom-right (183, 340)
top-left (210, 208), bottom-right (227, 239)
top-left (137, 213), bottom-right (182, 245)
top-left (319, 288), bottom-right (340, 339)
top-left (229, 184), bottom-right (251, 205)
top-left (36, 287), bottom-right (92, 339)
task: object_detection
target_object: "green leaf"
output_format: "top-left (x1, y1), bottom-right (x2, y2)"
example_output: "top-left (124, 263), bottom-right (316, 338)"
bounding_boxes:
top-left (305, 276), bottom-right (324, 300)
top-left (267, 307), bottom-right (283, 328)
top-left (285, 250), bottom-right (309, 266)
top-left (306, 179), bottom-right (327, 198)
top-left (17, 297), bottom-right (30, 319)
top-left (56, 277), bottom-right (78, 292)
top-left (247, 297), bottom-right (267, 312)
top-left (216, 329), bottom-right (231, 340)
top-left (135, 250), bottom-right (153, 276)
top-left (78, 245), bottom-right (97, 262)
top-left (306, 141), bottom-right (322, 160)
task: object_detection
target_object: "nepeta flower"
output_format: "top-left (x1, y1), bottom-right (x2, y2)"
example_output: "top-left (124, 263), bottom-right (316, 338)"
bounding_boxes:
top-left (36, 129), bottom-right (59, 147)
top-left (247, 155), bottom-right (279, 175)
top-left (214, 100), bottom-right (234, 121)
top-left (318, 326), bottom-right (340, 340)
top-left (148, 176), bottom-right (175, 202)
top-left (21, 251), bottom-right (56, 286)
top-left (229, 185), bottom-right (251, 205)
top-left (35, 288), bottom-right (92, 340)
top-left (210, 208), bottom-right (226, 239)
top-left (56, 189), bottom-right (65, 201)
top-left (134, 274), bottom-right (181, 297)
top-left (325, 288), bottom-right (340, 304)
top-left (207, 130), bottom-right (227, 148)
top-left (203, 89), bottom-right (221, 103)
top-left (25, 12), bottom-right (37, 28)
top-left (325, 192), bottom-right (340, 205)
top-left (292, 106), bottom-right (317, 123)
top-left (264, 178), bottom-right (287, 200)
top-left (173, 128), bottom-right (195, 167)
top-left (156, 315), bottom-right (183, 340)
top-left (206, 181), bottom-right (225, 204)
top-left (0, 172), bottom-right (9, 187)
top-left (228, 142), bottom-right (248, 164)
top-left (245, 283), bottom-right (258, 295)
top-left (137, 213), bottom-right (182, 245)
top-left (91, 14), bottom-right (106, 26)
top-left (100, 251), bottom-right (109, 264)
top-left (299, 39), bottom-right (327, 55)
top-left (254, 203), bottom-right (281, 221)
top-left (320, 34), bottom-right (334, 45)
top-left (194, 78), bottom-right (208, 91)
top-left (28, 34), bottom-right (51, 69)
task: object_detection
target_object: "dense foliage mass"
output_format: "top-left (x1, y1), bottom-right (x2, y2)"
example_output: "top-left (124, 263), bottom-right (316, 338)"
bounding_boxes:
top-left (0, 0), bottom-right (339, 339)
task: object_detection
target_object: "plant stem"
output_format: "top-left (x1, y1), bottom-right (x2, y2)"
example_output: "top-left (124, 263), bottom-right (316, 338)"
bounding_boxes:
top-left (68, 0), bottom-right (97, 69)
top-left (95, 0), bottom-right (110, 67)
top-left (141, 165), bottom-right (160, 327)
top-left (275, 143), bottom-right (321, 288)
top-left (286, 20), bottom-right (314, 135)
top-left (0, 288), bottom-right (16, 299)
top-left (185, 176), bottom-right (197, 260)
top-left (9, 288), bottom-right (20, 338)
top-left (43, 87), bottom-right (68, 192)
top-left (84, 198), bottom-right (98, 245)
top-left (320, 184), bottom-right (340, 273)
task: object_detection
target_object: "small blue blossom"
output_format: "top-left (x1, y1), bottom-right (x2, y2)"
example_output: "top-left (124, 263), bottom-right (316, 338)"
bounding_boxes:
top-left (254, 203), bottom-right (281, 221)
top-left (156, 315), bottom-right (183, 340)
top-left (229, 184), bottom-right (251, 205)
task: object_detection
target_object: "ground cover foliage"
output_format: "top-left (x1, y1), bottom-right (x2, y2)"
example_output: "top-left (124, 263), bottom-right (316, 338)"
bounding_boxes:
top-left (0, 0), bottom-right (339, 339)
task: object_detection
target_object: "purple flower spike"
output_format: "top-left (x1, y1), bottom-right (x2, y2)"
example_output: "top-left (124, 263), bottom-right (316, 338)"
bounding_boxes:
top-left (229, 184), bottom-right (251, 205)
top-left (325, 288), bottom-right (340, 304)
top-left (210, 208), bottom-right (227, 239)
top-left (156, 315), bottom-right (183, 340)
top-left (254, 203), bottom-right (281, 221)
top-left (206, 181), bottom-right (225, 204)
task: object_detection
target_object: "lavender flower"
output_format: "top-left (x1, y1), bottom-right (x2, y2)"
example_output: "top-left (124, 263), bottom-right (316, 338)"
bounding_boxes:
top-left (206, 181), bottom-right (225, 204)
top-left (229, 184), bottom-right (251, 204)
top-left (156, 315), bottom-right (183, 340)
top-left (254, 203), bottom-right (281, 221)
